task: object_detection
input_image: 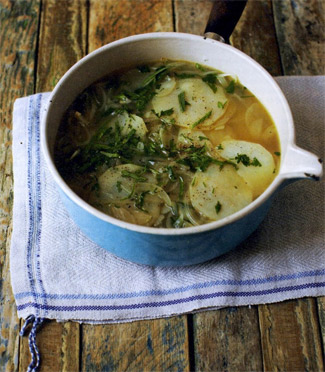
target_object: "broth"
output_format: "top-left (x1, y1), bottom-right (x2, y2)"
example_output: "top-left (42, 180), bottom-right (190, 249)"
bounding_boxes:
top-left (54, 60), bottom-right (281, 228)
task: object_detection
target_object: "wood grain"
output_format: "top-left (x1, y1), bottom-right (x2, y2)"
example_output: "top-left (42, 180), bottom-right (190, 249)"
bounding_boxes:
top-left (18, 0), bottom-right (87, 370)
top-left (88, 0), bottom-right (173, 50)
top-left (317, 297), bottom-right (325, 353)
top-left (231, 0), bottom-right (282, 76)
top-left (83, 2), bottom-right (190, 371)
top-left (174, 1), bottom-right (268, 370)
top-left (174, 0), bottom-right (213, 36)
top-left (19, 321), bottom-right (80, 372)
top-left (82, 317), bottom-right (190, 371)
top-left (0, 1), bottom-right (40, 370)
top-left (273, 0), bottom-right (325, 75)
top-left (194, 307), bottom-right (263, 371)
top-left (259, 299), bottom-right (324, 371)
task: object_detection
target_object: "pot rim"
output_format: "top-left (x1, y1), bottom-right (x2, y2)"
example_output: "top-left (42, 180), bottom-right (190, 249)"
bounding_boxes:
top-left (42, 31), bottom-right (297, 236)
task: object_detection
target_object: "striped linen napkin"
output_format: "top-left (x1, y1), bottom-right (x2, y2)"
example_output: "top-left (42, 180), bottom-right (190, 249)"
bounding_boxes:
top-left (11, 76), bottom-right (325, 326)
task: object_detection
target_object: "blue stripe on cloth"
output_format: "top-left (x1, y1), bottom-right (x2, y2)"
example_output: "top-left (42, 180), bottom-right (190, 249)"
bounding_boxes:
top-left (15, 268), bottom-right (325, 301)
top-left (16, 282), bottom-right (325, 312)
top-left (26, 95), bottom-right (38, 312)
top-left (26, 94), bottom-right (47, 317)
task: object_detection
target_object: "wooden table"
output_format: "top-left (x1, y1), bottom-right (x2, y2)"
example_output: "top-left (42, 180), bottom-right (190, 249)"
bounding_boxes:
top-left (1, 0), bottom-right (324, 371)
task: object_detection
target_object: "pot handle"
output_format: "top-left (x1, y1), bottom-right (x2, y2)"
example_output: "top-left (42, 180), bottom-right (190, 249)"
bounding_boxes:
top-left (204, 0), bottom-right (248, 43)
top-left (281, 145), bottom-right (323, 181)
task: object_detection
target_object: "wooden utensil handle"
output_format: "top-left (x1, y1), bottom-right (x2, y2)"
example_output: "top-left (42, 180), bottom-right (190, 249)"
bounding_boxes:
top-left (205, 0), bottom-right (247, 43)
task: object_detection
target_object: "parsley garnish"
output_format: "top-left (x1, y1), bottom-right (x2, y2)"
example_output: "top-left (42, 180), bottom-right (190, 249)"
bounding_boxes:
top-left (195, 63), bottom-right (206, 72)
top-left (192, 110), bottom-right (212, 128)
top-left (235, 154), bottom-right (262, 167)
top-left (218, 101), bottom-right (227, 109)
top-left (178, 91), bottom-right (186, 112)
top-left (215, 201), bottom-right (222, 214)
top-left (121, 170), bottom-right (147, 182)
top-left (175, 72), bottom-right (197, 79)
top-left (226, 80), bottom-right (235, 94)
top-left (274, 151), bottom-right (281, 156)
top-left (202, 74), bottom-right (218, 93)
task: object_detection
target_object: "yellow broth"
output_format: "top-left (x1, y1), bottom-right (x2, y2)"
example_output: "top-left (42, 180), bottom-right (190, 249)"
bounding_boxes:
top-left (54, 60), bottom-right (281, 228)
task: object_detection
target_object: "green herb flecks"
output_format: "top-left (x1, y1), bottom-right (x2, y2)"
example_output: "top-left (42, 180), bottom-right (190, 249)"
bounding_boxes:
top-left (202, 74), bottom-right (218, 93)
top-left (134, 190), bottom-right (150, 211)
top-left (178, 91), bottom-right (187, 112)
top-left (192, 110), bottom-right (212, 128)
top-left (175, 72), bottom-right (197, 79)
top-left (274, 151), bottom-right (281, 156)
top-left (218, 101), bottom-right (227, 109)
top-left (235, 154), bottom-right (262, 167)
top-left (177, 144), bottom-right (236, 172)
top-left (195, 63), bottom-right (206, 72)
top-left (121, 169), bottom-right (148, 182)
top-left (226, 80), bottom-right (236, 94)
top-left (215, 201), bottom-right (222, 214)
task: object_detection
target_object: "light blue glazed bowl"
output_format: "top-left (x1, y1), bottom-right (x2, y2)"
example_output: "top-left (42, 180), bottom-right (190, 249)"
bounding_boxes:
top-left (41, 33), bottom-right (323, 266)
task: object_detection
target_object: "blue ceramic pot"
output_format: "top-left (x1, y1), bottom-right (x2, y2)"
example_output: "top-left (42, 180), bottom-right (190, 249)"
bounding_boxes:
top-left (42, 33), bottom-right (322, 266)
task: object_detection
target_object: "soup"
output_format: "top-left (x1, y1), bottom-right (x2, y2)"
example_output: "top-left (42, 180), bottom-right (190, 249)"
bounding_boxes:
top-left (54, 60), bottom-right (281, 228)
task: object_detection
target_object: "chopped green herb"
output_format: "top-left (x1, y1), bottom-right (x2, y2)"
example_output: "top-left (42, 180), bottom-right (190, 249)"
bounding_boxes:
top-left (192, 110), bottom-right (212, 128)
top-left (251, 157), bottom-right (262, 167)
top-left (226, 80), bottom-right (236, 94)
top-left (175, 72), bottom-right (197, 79)
top-left (158, 108), bottom-right (174, 117)
top-left (121, 170), bottom-right (147, 182)
top-left (202, 73), bottom-right (218, 93)
top-left (178, 91), bottom-right (186, 112)
top-left (215, 201), bottom-right (222, 214)
top-left (198, 136), bottom-right (209, 141)
top-left (116, 181), bottom-right (122, 192)
top-left (274, 151), bottom-right (281, 156)
top-left (216, 144), bottom-right (223, 150)
top-left (195, 63), bottom-right (206, 72)
top-left (134, 190), bottom-right (150, 211)
top-left (218, 100), bottom-right (227, 109)
top-left (203, 181), bottom-right (207, 188)
top-left (235, 154), bottom-right (262, 167)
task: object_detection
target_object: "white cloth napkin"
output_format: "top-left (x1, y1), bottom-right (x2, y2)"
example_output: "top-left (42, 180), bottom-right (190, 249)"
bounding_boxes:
top-left (10, 76), bottom-right (325, 323)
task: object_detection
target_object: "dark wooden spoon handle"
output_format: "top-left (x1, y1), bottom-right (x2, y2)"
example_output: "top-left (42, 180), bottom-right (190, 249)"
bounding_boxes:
top-left (205, 0), bottom-right (247, 43)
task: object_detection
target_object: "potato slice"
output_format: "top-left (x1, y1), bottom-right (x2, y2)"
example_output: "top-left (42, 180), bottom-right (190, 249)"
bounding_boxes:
top-left (108, 111), bottom-right (147, 140)
top-left (177, 128), bottom-right (211, 148)
top-left (97, 164), bottom-right (153, 201)
top-left (245, 103), bottom-right (266, 139)
top-left (152, 78), bottom-right (227, 129)
top-left (220, 140), bottom-right (275, 198)
top-left (155, 76), bottom-right (176, 97)
top-left (190, 164), bottom-right (253, 221)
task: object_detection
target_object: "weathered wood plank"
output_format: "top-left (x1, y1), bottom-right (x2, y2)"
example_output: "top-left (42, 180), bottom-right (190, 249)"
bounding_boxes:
top-left (231, 0), bottom-right (282, 76)
top-left (174, 0), bottom-right (213, 36)
top-left (175, 1), bottom-right (266, 370)
top-left (0, 1), bottom-right (40, 370)
top-left (88, 0), bottom-right (174, 49)
top-left (19, 321), bottom-right (80, 372)
top-left (257, 1), bottom-right (325, 370)
top-left (273, 0), bottom-right (325, 75)
top-left (82, 317), bottom-right (190, 371)
top-left (83, 2), bottom-right (190, 370)
top-left (18, 0), bottom-right (87, 370)
top-left (317, 297), bottom-right (325, 355)
top-left (194, 307), bottom-right (263, 371)
top-left (259, 299), bottom-right (324, 371)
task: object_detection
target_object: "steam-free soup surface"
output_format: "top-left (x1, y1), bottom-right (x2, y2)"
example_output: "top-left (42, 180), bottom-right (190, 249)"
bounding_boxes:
top-left (55, 60), bottom-right (281, 228)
